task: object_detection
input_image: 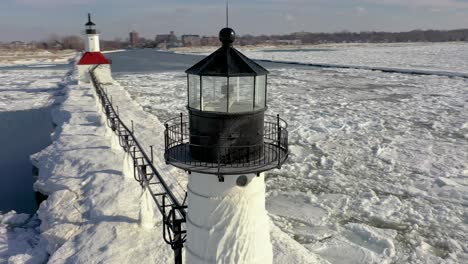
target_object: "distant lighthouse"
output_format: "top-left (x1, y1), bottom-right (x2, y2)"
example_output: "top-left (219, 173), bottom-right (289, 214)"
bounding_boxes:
top-left (77, 13), bottom-right (112, 84)
top-left (84, 13), bottom-right (100, 52)
top-left (164, 27), bottom-right (289, 263)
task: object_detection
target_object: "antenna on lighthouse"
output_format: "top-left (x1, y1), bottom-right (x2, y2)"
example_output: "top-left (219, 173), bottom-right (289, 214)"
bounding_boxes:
top-left (226, 0), bottom-right (229, 27)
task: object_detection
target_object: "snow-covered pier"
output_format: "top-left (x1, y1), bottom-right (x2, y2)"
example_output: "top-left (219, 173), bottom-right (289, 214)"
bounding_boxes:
top-left (89, 65), bottom-right (188, 262)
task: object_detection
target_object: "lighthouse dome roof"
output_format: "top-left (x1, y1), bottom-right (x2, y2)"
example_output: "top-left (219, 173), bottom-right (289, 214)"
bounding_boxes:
top-left (185, 28), bottom-right (268, 77)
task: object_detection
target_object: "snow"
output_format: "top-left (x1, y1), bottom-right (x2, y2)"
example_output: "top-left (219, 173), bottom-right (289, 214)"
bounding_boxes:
top-left (114, 56), bottom-right (468, 263)
top-left (0, 69), bottom-right (68, 111)
top-left (102, 49), bottom-right (127, 54)
top-left (138, 187), bottom-right (160, 229)
top-left (179, 42), bottom-right (468, 75)
top-left (0, 211), bottom-right (48, 264)
top-left (31, 71), bottom-right (176, 263)
top-left (3, 62), bottom-right (322, 263)
top-left (97, 72), bottom-right (325, 263)
top-left (1, 43), bottom-right (467, 263)
top-left (0, 66), bottom-right (69, 263)
top-left (0, 50), bottom-right (76, 68)
top-left (186, 173), bottom-right (273, 264)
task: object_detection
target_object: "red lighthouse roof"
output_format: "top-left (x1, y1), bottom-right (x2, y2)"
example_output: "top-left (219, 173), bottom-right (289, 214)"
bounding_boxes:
top-left (78, 52), bottom-right (110, 65)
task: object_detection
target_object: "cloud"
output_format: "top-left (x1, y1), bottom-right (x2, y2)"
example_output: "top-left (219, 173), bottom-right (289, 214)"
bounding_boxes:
top-left (263, 0), bottom-right (468, 9)
top-left (355, 6), bottom-right (367, 16)
top-left (15, 0), bottom-right (95, 7)
top-left (366, 0), bottom-right (468, 9)
top-left (284, 13), bottom-right (296, 22)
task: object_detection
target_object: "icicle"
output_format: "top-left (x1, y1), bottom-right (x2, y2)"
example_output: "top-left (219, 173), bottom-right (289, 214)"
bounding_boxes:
top-left (138, 187), bottom-right (158, 229)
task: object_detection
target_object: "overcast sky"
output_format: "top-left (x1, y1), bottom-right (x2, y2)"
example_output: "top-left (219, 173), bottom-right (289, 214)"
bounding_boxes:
top-left (1, 0), bottom-right (467, 41)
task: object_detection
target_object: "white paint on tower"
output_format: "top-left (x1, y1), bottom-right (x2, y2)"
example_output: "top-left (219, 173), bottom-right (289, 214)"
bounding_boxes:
top-left (85, 33), bottom-right (100, 52)
top-left (185, 172), bottom-right (273, 264)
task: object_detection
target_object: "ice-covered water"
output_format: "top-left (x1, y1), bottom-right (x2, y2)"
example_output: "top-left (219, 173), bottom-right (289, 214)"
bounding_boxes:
top-left (187, 42), bottom-right (468, 75)
top-left (113, 44), bottom-right (468, 263)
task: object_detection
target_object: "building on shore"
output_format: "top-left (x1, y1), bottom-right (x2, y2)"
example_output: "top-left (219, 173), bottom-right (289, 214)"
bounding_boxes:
top-left (181, 35), bottom-right (201, 47)
top-left (129, 31), bottom-right (139, 48)
top-left (155, 31), bottom-right (180, 49)
top-left (265, 39), bottom-right (303, 45)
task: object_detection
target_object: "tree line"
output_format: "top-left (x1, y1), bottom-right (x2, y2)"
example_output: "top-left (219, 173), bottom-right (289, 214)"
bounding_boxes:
top-left (239, 29), bottom-right (468, 45)
top-left (2, 28), bottom-right (467, 51)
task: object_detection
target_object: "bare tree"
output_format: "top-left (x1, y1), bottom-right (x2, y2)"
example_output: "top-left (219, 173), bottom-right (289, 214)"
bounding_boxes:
top-left (61, 35), bottom-right (84, 50)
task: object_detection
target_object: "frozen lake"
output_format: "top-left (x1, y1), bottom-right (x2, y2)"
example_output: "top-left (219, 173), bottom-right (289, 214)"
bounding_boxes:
top-left (110, 44), bottom-right (468, 263)
top-left (1, 44), bottom-right (465, 263)
top-left (106, 49), bottom-right (303, 74)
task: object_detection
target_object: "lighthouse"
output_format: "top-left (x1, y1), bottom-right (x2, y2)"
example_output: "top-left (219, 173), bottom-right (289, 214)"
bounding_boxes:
top-left (164, 27), bottom-right (289, 263)
top-left (84, 13), bottom-right (100, 52)
top-left (77, 13), bottom-right (112, 84)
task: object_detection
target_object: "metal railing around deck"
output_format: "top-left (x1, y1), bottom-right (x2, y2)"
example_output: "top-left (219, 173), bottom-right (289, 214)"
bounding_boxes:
top-left (164, 114), bottom-right (289, 178)
top-left (89, 65), bottom-right (187, 264)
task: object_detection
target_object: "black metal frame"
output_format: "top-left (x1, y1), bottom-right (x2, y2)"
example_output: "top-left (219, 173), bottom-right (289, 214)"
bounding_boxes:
top-left (85, 13), bottom-right (97, 35)
top-left (164, 113), bottom-right (289, 177)
top-left (90, 66), bottom-right (187, 264)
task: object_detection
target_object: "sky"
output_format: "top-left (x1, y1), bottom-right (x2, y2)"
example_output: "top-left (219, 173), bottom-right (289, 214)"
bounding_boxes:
top-left (0, 0), bottom-right (467, 41)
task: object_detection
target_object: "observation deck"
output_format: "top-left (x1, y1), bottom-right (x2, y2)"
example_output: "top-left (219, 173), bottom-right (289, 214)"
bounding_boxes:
top-left (164, 114), bottom-right (289, 175)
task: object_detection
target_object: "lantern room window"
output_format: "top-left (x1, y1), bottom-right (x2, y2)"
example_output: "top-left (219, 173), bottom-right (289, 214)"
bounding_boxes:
top-left (202, 76), bottom-right (228, 112)
top-left (188, 74), bottom-right (200, 109)
top-left (255, 75), bottom-right (266, 110)
top-left (228, 76), bottom-right (253, 113)
top-left (187, 75), bottom-right (267, 113)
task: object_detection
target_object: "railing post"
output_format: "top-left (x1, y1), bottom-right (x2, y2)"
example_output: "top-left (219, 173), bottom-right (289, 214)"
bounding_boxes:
top-left (277, 114), bottom-right (281, 168)
top-left (180, 113), bottom-right (183, 143)
top-left (173, 217), bottom-right (184, 264)
top-left (150, 145), bottom-right (154, 163)
top-left (165, 123), bottom-right (169, 164)
top-left (217, 144), bottom-right (223, 182)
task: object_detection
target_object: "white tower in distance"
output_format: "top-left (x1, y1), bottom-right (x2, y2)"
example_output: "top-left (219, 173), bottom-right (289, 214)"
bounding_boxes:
top-left (85, 13), bottom-right (100, 52)
top-left (77, 13), bottom-right (112, 84)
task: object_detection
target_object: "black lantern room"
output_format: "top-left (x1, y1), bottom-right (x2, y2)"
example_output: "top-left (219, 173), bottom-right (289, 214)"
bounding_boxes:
top-left (186, 28), bottom-right (268, 113)
top-left (85, 13), bottom-right (96, 34)
top-left (164, 27), bottom-right (288, 178)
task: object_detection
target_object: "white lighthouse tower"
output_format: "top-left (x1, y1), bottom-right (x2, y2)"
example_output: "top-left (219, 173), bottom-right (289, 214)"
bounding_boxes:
top-left (164, 27), bottom-right (289, 263)
top-left (84, 13), bottom-right (100, 52)
top-left (77, 13), bottom-right (112, 84)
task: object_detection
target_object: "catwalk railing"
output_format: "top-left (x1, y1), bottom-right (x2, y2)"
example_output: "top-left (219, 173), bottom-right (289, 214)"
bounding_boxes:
top-left (164, 114), bottom-right (289, 178)
top-left (89, 65), bottom-right (187, 264)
